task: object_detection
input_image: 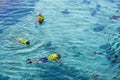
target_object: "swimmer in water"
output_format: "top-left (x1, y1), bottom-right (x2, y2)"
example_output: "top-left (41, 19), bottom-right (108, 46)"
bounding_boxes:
top-left (12, 36), bottom-right (30, 45)
top-left (26, 53), bottom-right (62, 64)
top-left (37, 13), bottom-right (44, 24)
top-left (61, 9), bottom-right (70, 14)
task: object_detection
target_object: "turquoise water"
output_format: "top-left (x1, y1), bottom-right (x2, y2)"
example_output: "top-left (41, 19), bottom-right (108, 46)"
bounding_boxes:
top-left (0, 0), bottom-right (120, 80)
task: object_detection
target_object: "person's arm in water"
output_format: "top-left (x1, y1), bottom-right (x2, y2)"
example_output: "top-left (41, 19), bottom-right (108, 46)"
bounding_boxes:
top-left (54, 58), bottom-right (63, 65)
top-left (11, 36), bottom-right (21, 41)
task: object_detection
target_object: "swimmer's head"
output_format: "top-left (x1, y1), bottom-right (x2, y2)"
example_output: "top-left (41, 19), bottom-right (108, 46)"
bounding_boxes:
top-left (57, 54), bottom-right (61, 56)
top-left (29, 61), bottom-right (32, 64)
top-left (57, 54), bottom-right (61, 59)
top-left (27, 59), bottom-right (32, 64)
top-left (26, 41), bottom-right (30, 45)
top-left (39, 13), bottom-right (42, 16)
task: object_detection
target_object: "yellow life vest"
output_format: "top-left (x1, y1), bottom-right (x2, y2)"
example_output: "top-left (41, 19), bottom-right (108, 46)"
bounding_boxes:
top-left (38, 16), bottom-right (44, 23)
top-left (47, 54), bottom-right (58, 60)
top-left (19, 39), bottom-right (27, 44)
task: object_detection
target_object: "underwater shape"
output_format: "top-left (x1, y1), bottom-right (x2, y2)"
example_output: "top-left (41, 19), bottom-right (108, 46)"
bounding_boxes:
top-left (93, 25), bottom-right (105, 32)
top-left (82, 0), bottom-right (91, 4)
top-left (109, 15), bottom-right (120, 20)
top-left (99, 43), bottom-right (111, 50)
top-left (61, 9), bottom-right (70, 14)
top-left (91, 4), bottom-right (101, 16)
top-left (44, 42), bottom-right (57, 51)
top-left (117, 4), bottom-right (120, 9)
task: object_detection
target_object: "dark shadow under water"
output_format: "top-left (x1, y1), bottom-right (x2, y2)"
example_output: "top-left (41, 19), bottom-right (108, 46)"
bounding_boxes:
top-left (21, 64), bottom-right (90, 80)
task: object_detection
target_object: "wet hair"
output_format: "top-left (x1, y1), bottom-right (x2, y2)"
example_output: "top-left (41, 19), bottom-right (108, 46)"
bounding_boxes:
top-left (39, 13), bottom-right (42, 16)
top-left (27, 59), bottom-right (32, 64)
top-left (26, 41), bottom-right (30, 45)
top-left (57, 54), bottom-right (61, 56)
top-left (27, 60), bottom-right (32, 64)
top-left (57, 54), bottom-right (61, 59)
top-left (29, 61), bottom-right (32, 64)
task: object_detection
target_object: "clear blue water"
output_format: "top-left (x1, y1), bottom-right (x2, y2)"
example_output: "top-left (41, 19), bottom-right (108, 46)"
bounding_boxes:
top-left (0, 0), bottom-right (120, 80)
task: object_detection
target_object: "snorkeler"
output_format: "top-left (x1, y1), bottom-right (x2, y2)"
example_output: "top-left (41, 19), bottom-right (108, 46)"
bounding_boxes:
top-left (61, 9), bottom-right (70, 14)
top-left (37, 13), bottom-right (44, 24)
top-left (12, 36), bottom-right (30, 45)
top-left (93, 51), bottom-right (102, 55)
top-left (26, 53), bottom-right (62, 64)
